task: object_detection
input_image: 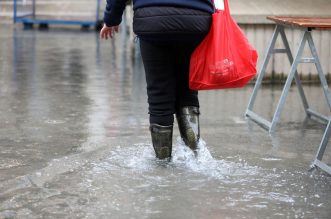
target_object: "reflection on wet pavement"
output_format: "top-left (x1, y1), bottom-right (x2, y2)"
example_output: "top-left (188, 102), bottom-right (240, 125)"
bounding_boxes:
top-left (0, 25), bottom-right (330, 218)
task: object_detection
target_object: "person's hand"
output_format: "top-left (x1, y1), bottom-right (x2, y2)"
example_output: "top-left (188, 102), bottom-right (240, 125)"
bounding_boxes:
top-left (100, 24), bottom-right (119, 40)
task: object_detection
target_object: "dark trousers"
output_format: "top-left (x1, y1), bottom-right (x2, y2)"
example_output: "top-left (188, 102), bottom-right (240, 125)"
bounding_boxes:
top-left (139, 36), bottom-right (205, 126)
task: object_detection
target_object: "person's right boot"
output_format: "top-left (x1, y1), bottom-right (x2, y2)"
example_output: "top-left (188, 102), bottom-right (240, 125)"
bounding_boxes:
top-left (150, 124), bottom-right (173, 160)
top-left (176, 106), bottom-right (200, 151)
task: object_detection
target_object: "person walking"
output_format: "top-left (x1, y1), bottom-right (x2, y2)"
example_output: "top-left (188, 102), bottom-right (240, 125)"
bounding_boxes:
top-left (100, 0), bottom-right (214, 160)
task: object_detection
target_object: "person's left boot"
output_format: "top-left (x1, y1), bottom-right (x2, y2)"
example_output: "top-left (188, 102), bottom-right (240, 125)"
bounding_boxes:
top-left (176, 106), bottom-right (200, 151)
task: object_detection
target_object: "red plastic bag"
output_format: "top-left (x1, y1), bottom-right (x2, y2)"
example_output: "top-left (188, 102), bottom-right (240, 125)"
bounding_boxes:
top-left (189, 0), bottom-right (258, 90)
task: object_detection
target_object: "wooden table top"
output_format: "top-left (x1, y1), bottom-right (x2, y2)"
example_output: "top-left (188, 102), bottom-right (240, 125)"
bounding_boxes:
top-left (267, 16), bottom-right (331, 30)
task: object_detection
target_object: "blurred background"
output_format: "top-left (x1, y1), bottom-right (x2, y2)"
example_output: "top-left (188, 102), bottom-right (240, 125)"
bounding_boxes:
top-left (1, 0), bottom-right (331, 82)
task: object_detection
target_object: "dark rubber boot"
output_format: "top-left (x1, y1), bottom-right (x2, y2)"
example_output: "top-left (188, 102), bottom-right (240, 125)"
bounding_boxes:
top-left (150, 124), bottom-right (173, 160)
top-left (176, 106), bottom-right (200, 151)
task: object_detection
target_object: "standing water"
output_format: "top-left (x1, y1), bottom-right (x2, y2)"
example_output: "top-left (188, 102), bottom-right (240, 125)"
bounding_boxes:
top-left (0, 25), bottom-right (330, 218)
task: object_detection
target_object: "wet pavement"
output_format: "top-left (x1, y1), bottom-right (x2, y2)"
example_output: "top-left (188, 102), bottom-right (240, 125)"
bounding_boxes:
top-left (0, 24), bottom-right (330, 219)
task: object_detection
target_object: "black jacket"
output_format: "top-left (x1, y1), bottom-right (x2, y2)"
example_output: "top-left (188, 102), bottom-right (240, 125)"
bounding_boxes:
top-left (104, 0), bottom-right (214, 27)
top-left (133, 6), bottom-right (212, 39)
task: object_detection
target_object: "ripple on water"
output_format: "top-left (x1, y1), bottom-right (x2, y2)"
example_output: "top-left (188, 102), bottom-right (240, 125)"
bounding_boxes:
top-left (44, 119), bottom-right (66, 125)
top-left (70, 138), bottom-right (330, 218)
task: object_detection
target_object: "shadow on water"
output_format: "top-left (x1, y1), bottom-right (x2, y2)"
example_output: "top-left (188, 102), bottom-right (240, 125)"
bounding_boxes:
top-left (0, 25), bottom-right (330, 218)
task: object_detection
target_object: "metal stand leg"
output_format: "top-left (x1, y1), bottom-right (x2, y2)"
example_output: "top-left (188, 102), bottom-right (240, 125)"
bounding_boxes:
top-left (278, 27), bottom-right (309, 113)
top-left (312, 118), bottom-right (331, 175)
top-left (306, 32), bottom-right (331, 121)
top-left (246, 25), bottom-right (282, 129)
top-left (269, 30), bottom-right (307, 132)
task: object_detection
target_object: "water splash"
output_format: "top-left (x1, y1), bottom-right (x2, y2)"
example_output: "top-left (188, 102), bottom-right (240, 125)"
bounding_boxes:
top-left (91, 138), bottom-right (261, 181)
top-left (172, 137), bottom-right (260, 180)
top-left (91, 144), bottom-right (156, 174)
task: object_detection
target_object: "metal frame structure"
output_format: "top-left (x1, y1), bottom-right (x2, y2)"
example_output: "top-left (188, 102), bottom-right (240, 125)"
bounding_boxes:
top-left (13, 0), bottom-right (101, 28)
top-left (245, 24), bottom-right (331, 133)
top-left (246, 23), bottom-right (331, 174)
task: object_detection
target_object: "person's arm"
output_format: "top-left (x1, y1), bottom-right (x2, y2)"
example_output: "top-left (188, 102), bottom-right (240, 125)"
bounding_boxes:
top-left (100, 0), bottom-right (127, 40)
top-left (103, 0), bottom-right (127, 27)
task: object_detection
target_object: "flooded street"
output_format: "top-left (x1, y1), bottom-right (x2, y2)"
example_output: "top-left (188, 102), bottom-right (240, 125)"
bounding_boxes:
top-left (0, 25), bottom-right (330, 218)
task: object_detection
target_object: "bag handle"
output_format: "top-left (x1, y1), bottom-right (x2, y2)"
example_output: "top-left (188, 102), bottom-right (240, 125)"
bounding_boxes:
top-left (224, 0), bottom-right (230, 14)
top-left (214, 0), bottom-right (230, 14)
